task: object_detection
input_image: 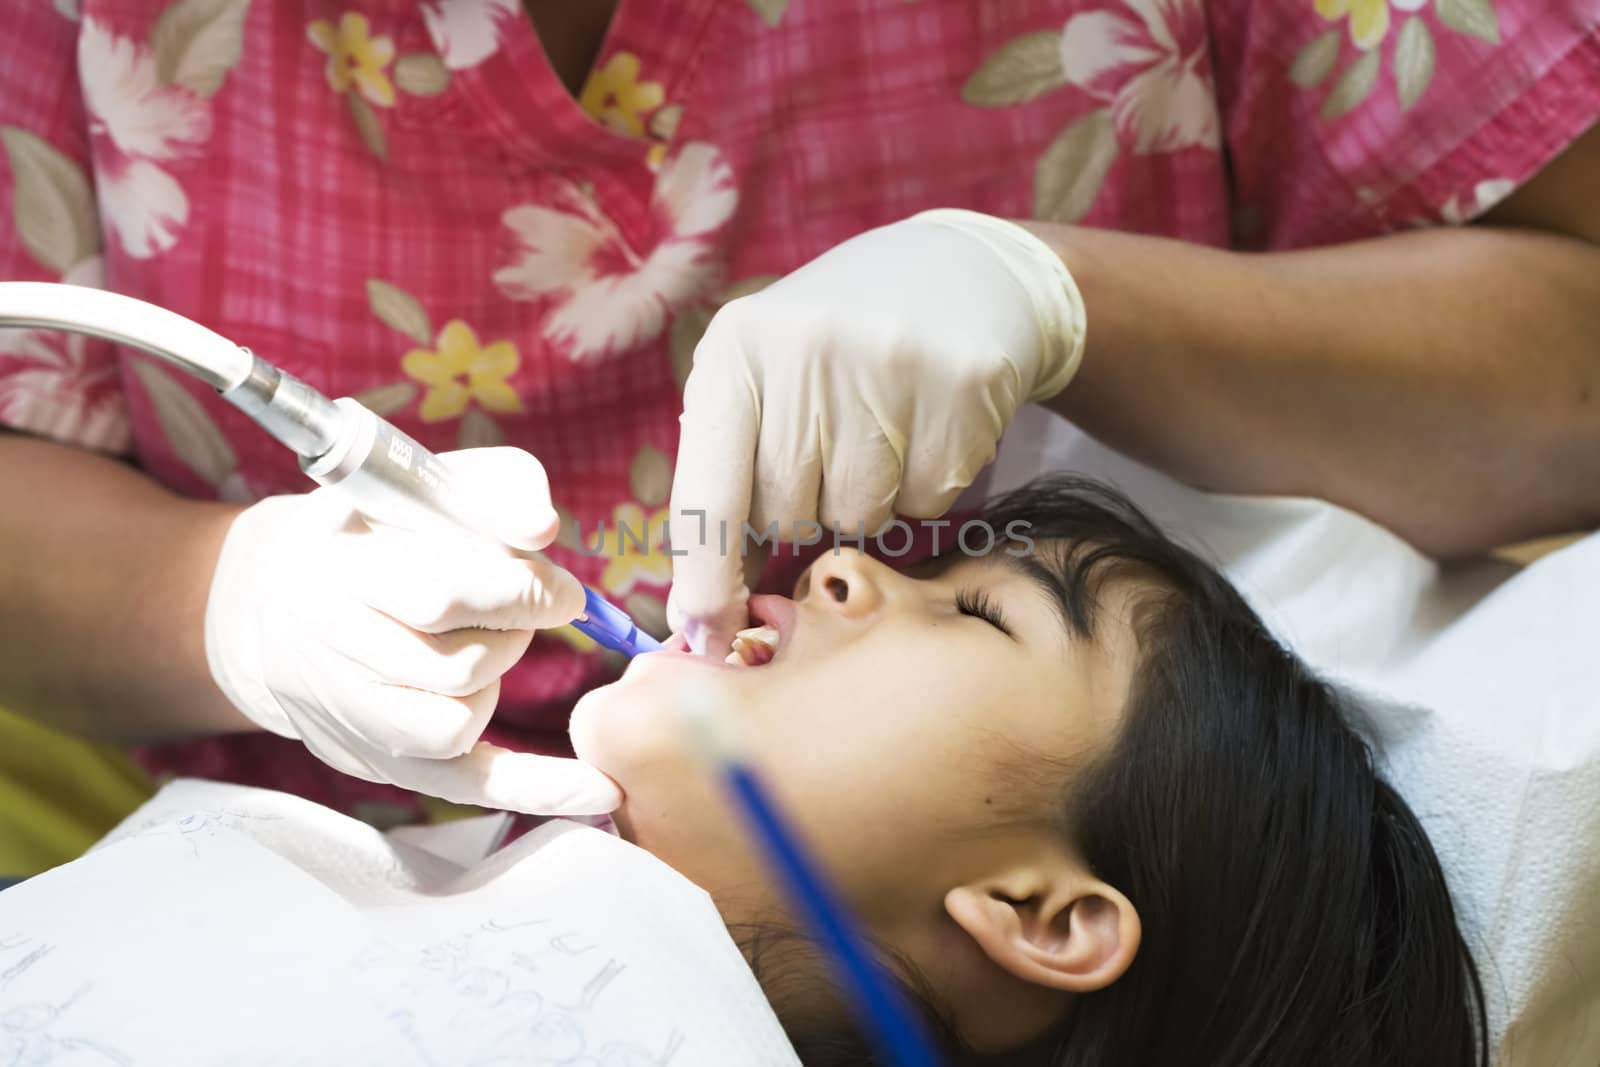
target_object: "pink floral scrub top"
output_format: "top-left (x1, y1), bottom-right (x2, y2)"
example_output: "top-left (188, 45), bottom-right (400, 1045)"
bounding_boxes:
top-left (2, 0), bottom-right (1596, 821)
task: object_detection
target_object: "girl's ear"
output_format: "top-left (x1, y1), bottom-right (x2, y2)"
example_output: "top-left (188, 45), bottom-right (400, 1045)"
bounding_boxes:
top-left (944, 867), bottom-right (1141, 993)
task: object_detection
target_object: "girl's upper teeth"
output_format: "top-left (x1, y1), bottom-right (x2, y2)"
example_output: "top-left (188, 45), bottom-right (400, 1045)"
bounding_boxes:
top-left (725, 625), bottom-right (780, 666)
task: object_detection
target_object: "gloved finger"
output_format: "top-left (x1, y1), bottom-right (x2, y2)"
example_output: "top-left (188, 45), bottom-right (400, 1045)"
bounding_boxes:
top-left (895, 350), bottom-right (1019, 518)
top-left (749, 388), bottom-right (822, 541)
top-left (386, 742), bottom-right (624, 815)
top-left (435, 447), bottom-right (562, 552)
top-left (892, 450), bottom-right (973, 520)
top-left (331, 608), bottom-right (535, 697)
top-left (338, 678), bottom-right (500, 759)
top-left (338, 528), bottom-right (585, 634)
top-left (668, 310), bottom-right (762, 655)
top-left (893, 409), bottom-right (1004, 520)
top-left (816, 426), bottom-right (900, 537)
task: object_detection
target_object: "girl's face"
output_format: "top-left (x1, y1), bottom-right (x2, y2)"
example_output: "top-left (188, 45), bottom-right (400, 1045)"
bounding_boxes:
top-left (570, 546), bottom-right (1138, 941)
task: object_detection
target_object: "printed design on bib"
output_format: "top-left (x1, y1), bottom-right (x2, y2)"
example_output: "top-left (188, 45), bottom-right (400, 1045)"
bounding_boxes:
top-left (1292, 0), bottom-right (1503, 120)
top-left (494, 143), bottom-right (738, 363)
top-left (79, 1), bottom-right (251, 259)
top-left (963, 0), bottom-right (1219, 224)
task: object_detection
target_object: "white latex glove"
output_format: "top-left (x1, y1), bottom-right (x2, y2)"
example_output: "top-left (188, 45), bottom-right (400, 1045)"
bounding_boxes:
top-left (204, 447), bottom-right (622, 815)
top-left (667, 208), bottom-right (1086, 654)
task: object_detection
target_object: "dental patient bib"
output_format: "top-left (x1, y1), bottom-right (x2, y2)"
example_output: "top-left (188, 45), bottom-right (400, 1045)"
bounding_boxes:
top-left (0, 780), bottom-right (800, 1066)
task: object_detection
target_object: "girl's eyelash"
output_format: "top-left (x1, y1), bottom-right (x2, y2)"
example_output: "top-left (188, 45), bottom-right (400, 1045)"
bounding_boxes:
top-left (955, 588), bottom-right (1012, 637)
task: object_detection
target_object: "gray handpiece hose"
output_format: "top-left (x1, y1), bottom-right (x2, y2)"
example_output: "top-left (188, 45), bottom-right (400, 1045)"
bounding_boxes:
top-left (0, 281), bottom-right (662, 656)
top-left (0, 282), bottom-right (477, 533)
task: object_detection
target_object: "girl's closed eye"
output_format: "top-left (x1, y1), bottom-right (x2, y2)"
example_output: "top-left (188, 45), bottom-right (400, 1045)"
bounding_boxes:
top-left (955, 588), bottom-right (1013, 638)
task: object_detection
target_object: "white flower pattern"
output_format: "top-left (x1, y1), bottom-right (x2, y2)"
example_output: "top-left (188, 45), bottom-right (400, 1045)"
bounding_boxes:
top-left (1439, 177), bottom-right (1515, 224)
top-left (1059, 0), bottom-right (1219, 153)
top-left (80, 17), bottom-right (213, 259)
top-left (0, 258), bottom-right (130, 451)
top-left (494, 143), bottom-right (739, 363)
top-left (421, 0), bottom-right (519, 70)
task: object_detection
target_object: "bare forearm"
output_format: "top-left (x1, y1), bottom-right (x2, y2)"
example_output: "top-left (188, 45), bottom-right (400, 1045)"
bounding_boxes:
top-left (0, 432), bottom-right (251, 741)
top-left (1034, 222), bottom-right (1600, 557)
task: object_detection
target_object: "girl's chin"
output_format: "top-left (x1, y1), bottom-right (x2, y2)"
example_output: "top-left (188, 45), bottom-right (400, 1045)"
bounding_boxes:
top-left (568, 686), bottom-right (680, 787)
top-left (566, 690), bottom-right (617, 770)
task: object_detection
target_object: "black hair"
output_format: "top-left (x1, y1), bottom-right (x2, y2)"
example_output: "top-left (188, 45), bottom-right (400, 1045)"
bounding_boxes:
top-left (750, 474), bottom-right (1488, 1067)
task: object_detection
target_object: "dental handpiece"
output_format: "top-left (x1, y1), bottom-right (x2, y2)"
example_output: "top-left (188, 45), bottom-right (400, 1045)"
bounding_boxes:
top-left (0, 282), bottom-right (662, 657)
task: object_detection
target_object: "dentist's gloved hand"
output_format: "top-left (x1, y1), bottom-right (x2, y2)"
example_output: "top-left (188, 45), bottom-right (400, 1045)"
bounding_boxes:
top-left (667, 209), bottom-right (1087, 655)
top-left (204, 447), bottom-right (622, 815)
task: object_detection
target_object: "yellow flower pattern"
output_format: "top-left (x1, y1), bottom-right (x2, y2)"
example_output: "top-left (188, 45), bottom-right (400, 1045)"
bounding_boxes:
top-left (1299, 0), bottom-right (1495, 119)
top-left (545, 500), bottom-right (673, 655)
top-left (1313, 0), bottom-right (1424, 50)
top-left (578, 53), bottom-right (664, 136)
top-left (308, 12), bottom-right (397, 107)
top-left (597, 503), bottom-right (674, 596)
top-left (400, 320), bottom-right (524, 423)
top-left (1314, 0), bottom-right (1387, 48)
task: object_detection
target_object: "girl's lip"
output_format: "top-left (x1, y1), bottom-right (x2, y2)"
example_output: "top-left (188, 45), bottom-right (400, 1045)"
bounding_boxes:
top-left (639, 597), bottom-right (795, 668)
top-left (746, 595), bottom-right (795, 649)
top-left (632, 628), bottom-right (740, 671)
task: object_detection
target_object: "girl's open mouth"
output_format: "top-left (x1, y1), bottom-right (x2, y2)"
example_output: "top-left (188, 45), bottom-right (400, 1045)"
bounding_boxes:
top-left (724, 594), bottom-right (794, 666)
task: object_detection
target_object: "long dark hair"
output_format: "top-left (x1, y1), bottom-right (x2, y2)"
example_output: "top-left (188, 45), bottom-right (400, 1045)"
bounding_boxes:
top-left (749, 475), bottom-right (1488, 1066)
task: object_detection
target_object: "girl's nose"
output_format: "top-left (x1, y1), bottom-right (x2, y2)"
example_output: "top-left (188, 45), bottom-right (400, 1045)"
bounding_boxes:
top-left (794, 547), bottom-right (888, 618)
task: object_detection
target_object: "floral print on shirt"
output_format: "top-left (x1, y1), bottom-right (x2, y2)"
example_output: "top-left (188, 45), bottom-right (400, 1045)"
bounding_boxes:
top-left (79, 1), bottom-right (248, 259)
top-left (307, 12), bottom-right (396, 108)
top-left (401, 320), bottom-right (525, 423)
top-left (309, 10), bottom-right (458, 159)
top-left (1058, 0), bottom-right (1219, 152)
top-left (963, 0), bottom-right (1221, 223)
top-left (578, 52), bottom-right (665, 137)
top-left (0, 256), bottom-right (127, 451)
top-left (421, 0), bottom-right (519, 70)
top-left (494, 142), bottom-right (738, 363)
top-left (1293, 0), bottom-right (1505, 119)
